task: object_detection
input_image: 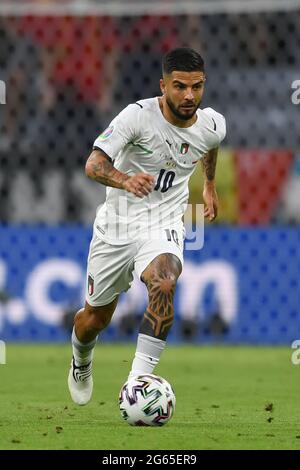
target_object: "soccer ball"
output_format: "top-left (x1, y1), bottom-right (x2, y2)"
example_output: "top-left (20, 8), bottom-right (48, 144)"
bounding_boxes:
top-left (119, 373), bottom-right (176, 426)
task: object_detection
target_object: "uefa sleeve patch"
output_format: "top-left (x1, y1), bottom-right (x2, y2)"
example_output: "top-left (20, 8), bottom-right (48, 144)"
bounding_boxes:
top-left (98, 125), bottom-right (114, 141)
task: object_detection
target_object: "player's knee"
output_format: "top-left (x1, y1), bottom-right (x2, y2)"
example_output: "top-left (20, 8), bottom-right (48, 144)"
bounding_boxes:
top-left (148, 271), bottom-right (177, 297)
top-left (84, 307), bottom-right (112, 332)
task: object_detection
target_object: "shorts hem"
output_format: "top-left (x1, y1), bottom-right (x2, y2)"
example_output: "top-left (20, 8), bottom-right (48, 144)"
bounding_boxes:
top-left (85, 294), bottom-right (119, 307)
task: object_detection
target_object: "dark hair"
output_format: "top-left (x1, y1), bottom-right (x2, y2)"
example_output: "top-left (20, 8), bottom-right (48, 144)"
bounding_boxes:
top-left (162, 47), bottom-right (205, 75)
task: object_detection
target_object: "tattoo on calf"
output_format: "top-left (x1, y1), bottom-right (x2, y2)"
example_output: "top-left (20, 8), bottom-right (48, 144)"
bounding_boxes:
top-left (140, 271), bottom-right (176, 340)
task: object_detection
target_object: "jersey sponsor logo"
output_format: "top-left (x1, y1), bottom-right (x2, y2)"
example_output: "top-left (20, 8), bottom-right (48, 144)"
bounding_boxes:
top-left (180, 143), bottom-right (189, 155)
top-left (98, 125), bottom-right (114, 140)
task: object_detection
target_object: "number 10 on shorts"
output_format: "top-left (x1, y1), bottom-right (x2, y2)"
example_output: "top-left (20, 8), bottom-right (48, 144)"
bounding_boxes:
top-left (165, 229), bottom-right (179, 246)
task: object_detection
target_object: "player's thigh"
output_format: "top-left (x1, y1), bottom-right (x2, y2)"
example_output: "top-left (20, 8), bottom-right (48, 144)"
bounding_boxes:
top-left (134, 237), bottom-right (183, 284)
top-left (141, 253), bottom-right (182, 285)
top-left (86, 234), bottom-right (137, 307)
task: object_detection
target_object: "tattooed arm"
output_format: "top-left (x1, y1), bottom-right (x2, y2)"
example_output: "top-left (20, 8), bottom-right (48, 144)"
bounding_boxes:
top-left (201, 147), bottom-right (219, 221)
top-left (85, 149), bottom-right (155, 198)
top-left (201, 147), bottom-right (218, 182)
top-left (85, 149), bottom-right (129, 188)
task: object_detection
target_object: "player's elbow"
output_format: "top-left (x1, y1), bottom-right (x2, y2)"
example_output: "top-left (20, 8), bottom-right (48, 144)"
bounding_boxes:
top-left (85, 152), bottom-right (98, 179)
top-left (85, 150), bottom-right (112, 180)
top-left (85, 161), bottom-right (94, 179)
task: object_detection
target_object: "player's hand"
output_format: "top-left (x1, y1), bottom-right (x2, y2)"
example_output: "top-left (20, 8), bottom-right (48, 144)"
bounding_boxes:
top-left (203, 181), bottom-right (218, 222)
top-left (123, 173), bottom-right (155, 198)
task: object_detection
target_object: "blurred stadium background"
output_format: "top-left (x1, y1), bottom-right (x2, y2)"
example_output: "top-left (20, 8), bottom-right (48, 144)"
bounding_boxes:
top-left (0, 0), bottom-right (300, 345)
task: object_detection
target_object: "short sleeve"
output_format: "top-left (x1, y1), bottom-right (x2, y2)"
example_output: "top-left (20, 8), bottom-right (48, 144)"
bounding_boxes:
top-left (203, 107), bottom-right (226, 146)
top-left (93, 104), bottom-right (140, 160)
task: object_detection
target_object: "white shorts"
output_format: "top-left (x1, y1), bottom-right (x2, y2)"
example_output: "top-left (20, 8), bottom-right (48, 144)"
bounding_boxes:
top-left (86, 229), bottom-right (184, 307)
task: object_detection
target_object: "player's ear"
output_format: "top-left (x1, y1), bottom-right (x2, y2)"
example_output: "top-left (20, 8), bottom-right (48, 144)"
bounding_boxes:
top-left (160, 78), bottom-right (165, 95)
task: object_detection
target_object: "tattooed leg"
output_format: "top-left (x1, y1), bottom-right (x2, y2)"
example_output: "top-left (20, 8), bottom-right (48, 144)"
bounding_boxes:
top-left (140, 254), bottom-right (181, 340)
top-left (128, 254), bottom-right (182, 378)
top-left (140, 254), bottom-right (182, 340)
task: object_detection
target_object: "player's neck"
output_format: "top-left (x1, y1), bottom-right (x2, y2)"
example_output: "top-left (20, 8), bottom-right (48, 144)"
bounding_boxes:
top-left (158, 97), bottom-right (197, 128)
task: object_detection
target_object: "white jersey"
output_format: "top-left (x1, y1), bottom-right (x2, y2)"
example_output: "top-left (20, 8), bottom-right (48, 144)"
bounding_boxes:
top-left (93, 97), bottom-right (226, 244)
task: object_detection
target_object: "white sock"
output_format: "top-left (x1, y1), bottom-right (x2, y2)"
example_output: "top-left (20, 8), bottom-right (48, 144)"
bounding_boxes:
top-left (71, 327), bottom-right (98, 366)
top-left (129, 333), bottom-right (166, 379)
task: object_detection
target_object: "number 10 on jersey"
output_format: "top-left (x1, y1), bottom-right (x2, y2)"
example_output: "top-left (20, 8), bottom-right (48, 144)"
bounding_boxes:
top-left (154, 169), bottom-right (175, 193)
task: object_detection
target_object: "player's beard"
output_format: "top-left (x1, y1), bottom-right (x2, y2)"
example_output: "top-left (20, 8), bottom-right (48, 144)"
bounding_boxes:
top-left (166, 96), bottom-right (200, 121)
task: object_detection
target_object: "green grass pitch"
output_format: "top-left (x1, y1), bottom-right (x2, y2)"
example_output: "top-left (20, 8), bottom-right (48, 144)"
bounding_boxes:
top-left (0, 344), bottom-right (300, 450)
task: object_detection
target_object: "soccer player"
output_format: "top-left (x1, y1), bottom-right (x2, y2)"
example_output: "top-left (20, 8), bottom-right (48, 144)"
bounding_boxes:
top-left (68, 47), bottom-right (226, 405)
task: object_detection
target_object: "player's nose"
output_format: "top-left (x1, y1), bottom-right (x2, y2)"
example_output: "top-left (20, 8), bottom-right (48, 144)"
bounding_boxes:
top-left (184, 89), bottom-right (195, 101)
